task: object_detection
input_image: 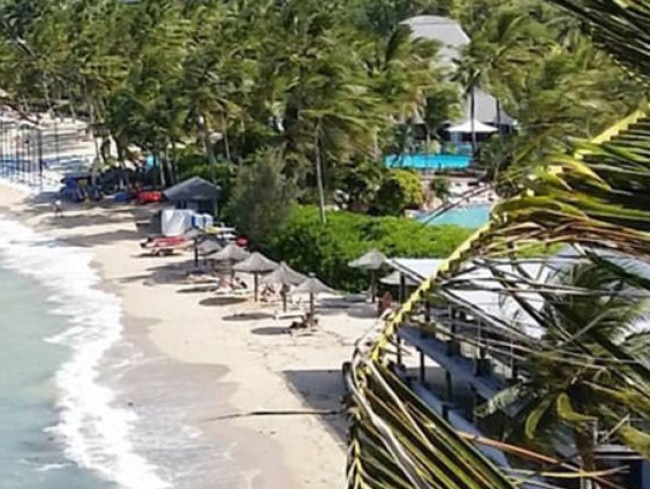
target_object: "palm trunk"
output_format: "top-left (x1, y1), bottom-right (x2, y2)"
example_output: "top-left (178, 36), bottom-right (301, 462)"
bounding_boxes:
top-left (84, 79), bottom-right (101, 186)
top-left (221, 112), bottom-right (231, 162)
top-left (496, 98), bottom-right (502, 134)
top-left (201, 113), bottom-right (217, 185)
top-left (315, 120), bottom-right (327, 225)
top-left (170, 139), bottom-right (178, 184)
top-left (156, 149), bottom-right (166, 189)
top-left (575, 427), bottom-right (597, 489)
top-left (470, 86), bottom-right (477, 156)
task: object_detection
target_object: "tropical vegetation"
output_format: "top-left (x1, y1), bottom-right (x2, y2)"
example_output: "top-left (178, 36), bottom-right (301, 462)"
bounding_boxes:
top-left (0, 0), bottom-right (645, 220)
top-left (1, 0), bottom-right (650, 487)
top-left (347, 1), bottom-right (650, 489)
top-left (263, 205), bottom-right (472, 291)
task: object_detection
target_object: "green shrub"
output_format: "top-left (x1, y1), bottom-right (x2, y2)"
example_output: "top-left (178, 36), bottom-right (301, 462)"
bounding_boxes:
top-left (261, 206), bottom-right (473, 291)
top-left (371, 168), bottom-right (424, 216)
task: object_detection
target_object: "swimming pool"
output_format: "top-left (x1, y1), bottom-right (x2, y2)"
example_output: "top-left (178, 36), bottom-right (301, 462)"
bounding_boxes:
top-left (418, 204), bottom-right (491, 228)
top-left (385, 153), bottom-right (471, 170)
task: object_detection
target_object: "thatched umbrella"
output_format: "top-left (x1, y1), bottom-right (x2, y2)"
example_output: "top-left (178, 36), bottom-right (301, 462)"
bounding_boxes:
top-left (262, 262), bottom-right (308, 311)
top-left (380, 270), bottom-right (418, 287)
top-left (184, 228), bottom-right (206, 267)
top-left (292, 274), bottom-right (337, 326)
top-left (197, 239), bottom-right (222, 256)
top-left (381, 270), bottom-right (419, 303)
top-left (207, 242), bottom-right (250, 275)
top-left (348, 249), bottom-right (387, 303)
top-left (208, 242), bottom-right (250, 262)
top-left (233, 252), bottom-right (278, 301)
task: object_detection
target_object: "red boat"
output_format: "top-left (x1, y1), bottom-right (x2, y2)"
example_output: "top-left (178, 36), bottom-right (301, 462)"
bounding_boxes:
top-left (136, 191), bottom-right (164, 205)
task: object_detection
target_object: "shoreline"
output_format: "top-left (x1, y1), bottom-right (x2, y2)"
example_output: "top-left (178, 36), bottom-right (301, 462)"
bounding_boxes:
top-left (0, 180), bottom-right (374, 488)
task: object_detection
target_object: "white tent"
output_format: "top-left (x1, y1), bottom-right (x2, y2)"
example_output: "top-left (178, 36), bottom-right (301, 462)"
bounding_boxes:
top-left (447, 119), bottom-right (498, 134)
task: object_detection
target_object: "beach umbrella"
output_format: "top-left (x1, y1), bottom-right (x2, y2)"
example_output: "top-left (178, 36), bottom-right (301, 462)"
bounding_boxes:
top-left (262, 262), bottom-right (308, 311)
top-left (197, 239), bottom-right (222, 256)
top-left (348, 249), bottom-right (387, 303)
top-left (446, 118), bottom-right (497, 134)
top-left (380, 270), bottom-right (419, 287)
top-left (293, 274), bottom-right (337, 326)
top-left (184, 228), bottom-right (205, 267)
top-left (207, 242), bottom-right (250, 277)
top-left (208, 242), bottom-right (250, 263)
top-left (233, 252), bottom-right (279, 301)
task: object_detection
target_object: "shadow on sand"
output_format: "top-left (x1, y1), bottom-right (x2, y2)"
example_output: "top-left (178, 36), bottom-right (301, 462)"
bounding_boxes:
top-left (222, 311), bottom-right (275, 321)
top-left (283, 368), bottom-right (348, 440)
top-left (199, 296), bottom-right (249, 307)
top-left (250, 325), bottom-right (290, 336)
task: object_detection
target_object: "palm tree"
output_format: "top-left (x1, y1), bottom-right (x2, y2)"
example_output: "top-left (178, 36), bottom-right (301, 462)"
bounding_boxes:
top-left (475, 261), bottom-right (650, 471)
top-left (346, 2), bottom-right (650, 488)
top-left (429, 175), bottom-right (451, 203)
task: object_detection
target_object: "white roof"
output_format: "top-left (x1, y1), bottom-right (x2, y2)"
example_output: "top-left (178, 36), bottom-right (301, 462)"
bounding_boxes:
top-left (388, 258), bottom-right (445, 281)
top-left (386, 253), bottom-right (650, 342)
top-left (447, 118), bottom-right (498, 134)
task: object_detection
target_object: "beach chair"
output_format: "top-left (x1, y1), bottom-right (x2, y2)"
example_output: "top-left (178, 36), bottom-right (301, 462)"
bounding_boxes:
top-left (140, 236), bottom-right (191, 256)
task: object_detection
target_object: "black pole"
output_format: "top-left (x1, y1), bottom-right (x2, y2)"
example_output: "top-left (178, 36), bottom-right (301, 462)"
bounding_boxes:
top-left (38, 128), bottom-right (43, 186)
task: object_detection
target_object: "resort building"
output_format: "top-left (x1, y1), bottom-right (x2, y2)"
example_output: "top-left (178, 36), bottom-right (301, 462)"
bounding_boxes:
top-left (383, 256), bottom-right (650, 489)
top-left (401, 15), bottom-right (516, 131)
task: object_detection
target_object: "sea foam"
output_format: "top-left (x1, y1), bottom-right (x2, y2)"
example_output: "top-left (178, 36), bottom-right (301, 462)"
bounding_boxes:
top-left (0, 210), bottom-right (170, 489)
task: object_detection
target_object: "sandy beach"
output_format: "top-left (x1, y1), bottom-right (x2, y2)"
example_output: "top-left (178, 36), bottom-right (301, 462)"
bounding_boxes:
top-left (0, 182), bottom-right (378, 488)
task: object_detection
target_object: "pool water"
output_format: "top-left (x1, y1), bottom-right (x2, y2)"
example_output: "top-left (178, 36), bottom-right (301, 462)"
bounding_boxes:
top-left (385, 153), bottom-right (471, 170)
top-left (419, 205), bottom-right (490, 228)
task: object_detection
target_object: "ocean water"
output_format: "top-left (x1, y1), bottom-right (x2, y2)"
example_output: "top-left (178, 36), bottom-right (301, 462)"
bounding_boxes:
top-left (0, 213), bottom-right (170, 489)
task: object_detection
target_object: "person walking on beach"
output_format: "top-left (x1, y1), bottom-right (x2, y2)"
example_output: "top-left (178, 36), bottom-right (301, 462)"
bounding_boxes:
top-left (52, 197), bottom-right (64, 218)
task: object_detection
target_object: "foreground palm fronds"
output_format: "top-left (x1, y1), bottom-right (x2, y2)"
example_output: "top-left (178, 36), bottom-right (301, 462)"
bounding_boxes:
top-left (346, 14), bottom-right (650, 484)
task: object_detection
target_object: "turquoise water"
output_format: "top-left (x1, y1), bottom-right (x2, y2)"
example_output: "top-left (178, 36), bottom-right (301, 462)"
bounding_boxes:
top-left (0, 266), bottom-right (112, 489)
top-left (420, 205), bottom-right (491, 228)
top-left (385, 153), bottom-right (471, 170)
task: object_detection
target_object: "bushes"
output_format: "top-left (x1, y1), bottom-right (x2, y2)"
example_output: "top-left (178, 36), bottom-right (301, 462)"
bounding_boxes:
top-left (262, 206), bottom-right (473, 291)
top-left (371, 168), bottom-right (424, 216)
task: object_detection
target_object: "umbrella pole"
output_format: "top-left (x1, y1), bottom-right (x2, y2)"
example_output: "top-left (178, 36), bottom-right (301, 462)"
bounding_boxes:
top-left (254, 273), bottom-right (259, 302)
top-left (309, 293), bottom-right (315, 327)
top-left (282, 289), bottom-right (287, 312)
top-left (370, 270), bottom-right (376, 303)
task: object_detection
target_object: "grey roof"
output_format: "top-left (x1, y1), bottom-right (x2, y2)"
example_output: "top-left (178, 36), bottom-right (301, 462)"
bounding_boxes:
top-left (401, 16), bottom-right (515, 126)
top-left (465, 90), bottom-right (516, 126)
top-left (348, 249), bottom-right (387, 270)
top-left (401, 16), bottom-right (469, 65)
top-left (163, 176), bottom-right (219, 202)
top-left (232, 252), bottom-right (278, 274)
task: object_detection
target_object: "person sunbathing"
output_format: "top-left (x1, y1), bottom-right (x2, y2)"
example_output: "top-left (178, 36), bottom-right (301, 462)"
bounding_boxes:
top-left (217, 277), bottom-right (232, 290)
top-left (260, 284), bottom-right (276, 302)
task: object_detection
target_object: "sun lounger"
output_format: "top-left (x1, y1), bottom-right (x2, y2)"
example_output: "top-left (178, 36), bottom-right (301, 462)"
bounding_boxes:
top-left (140, 236), bottom-right (191, 256)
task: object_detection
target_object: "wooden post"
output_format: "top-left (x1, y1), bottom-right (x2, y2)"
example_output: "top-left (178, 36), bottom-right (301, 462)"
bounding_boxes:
top-left (445, 370), bottom-right (453, 401)
top-left (424, 299), bottom-right (432, 339)
top-left (419, 350), bottom-right (425, 383)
